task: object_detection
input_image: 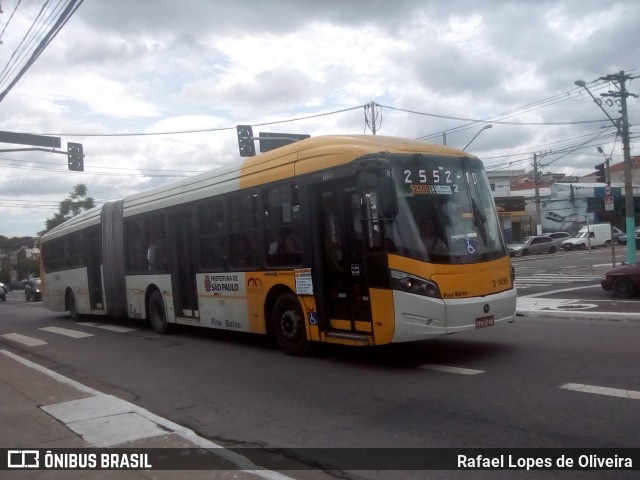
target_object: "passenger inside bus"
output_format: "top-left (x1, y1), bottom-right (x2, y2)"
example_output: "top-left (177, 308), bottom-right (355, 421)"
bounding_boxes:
top-left (420, 217), bottom-right (447, 252)
top-left (282, 226), bottom-right (301, 254)
top-left (267, 227), bottom-right (302, 265)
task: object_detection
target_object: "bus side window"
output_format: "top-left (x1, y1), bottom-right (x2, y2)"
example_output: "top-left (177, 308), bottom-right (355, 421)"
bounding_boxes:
top-left (264, 184), bottom-right (301, 266)
top-left (147, 214), bottom-right (167, 272)
top-left (123, 214), bottom-right (167, 273)
top-left (229, 193), bottom-right (259, 269)
top-left (124, 218), bottom-right (144, 272)
top-left (199, 199), bottom-right (227, 270)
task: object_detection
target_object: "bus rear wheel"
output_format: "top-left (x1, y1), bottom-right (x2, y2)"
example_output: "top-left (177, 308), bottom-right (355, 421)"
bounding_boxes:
top-left (272, 293), bottom-right (309, 356)
top-left (148, 290), bottom-right (170, 334)
top-left (68, 291), bottom-right (79, 321)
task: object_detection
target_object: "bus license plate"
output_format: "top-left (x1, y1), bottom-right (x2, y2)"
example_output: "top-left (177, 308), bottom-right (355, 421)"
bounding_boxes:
top-left (475, 316), bottom-right (495, 329)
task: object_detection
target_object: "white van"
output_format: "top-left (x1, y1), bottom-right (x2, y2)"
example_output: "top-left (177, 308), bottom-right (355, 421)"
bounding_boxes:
top-left (562, 224), bottom-right (612, 250)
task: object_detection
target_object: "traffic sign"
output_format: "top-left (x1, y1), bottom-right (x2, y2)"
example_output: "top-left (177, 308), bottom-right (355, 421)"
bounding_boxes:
top-left (604, 196), bottom-right (614, 211)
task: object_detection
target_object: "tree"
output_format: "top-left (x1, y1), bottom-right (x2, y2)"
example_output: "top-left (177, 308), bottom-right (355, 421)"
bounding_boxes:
top-left (39, 184), bottom-right (95, 235)
top-left (0, 235), bottom-right (37, 284)
top-left (16, 257), bottom-right (39, 281)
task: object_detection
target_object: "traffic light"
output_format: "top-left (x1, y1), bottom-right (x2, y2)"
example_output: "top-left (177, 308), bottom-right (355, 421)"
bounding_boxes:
top-left (594, 162), bottom-right (606, 183)
top-left (67, 142), bottom-right (84, 171)
top-left (236, 125), bottom-right (255, 157)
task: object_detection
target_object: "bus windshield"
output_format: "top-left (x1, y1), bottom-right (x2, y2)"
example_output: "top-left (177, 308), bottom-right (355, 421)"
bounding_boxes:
top-left (388, 153), bottom-right (506, 264)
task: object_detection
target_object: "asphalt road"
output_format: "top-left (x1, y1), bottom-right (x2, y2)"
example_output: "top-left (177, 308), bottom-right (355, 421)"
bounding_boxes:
top-left (511, 245), bottom-right (639, 321)
top-left (512, 244), bottom-right (628, 294)
top-left (1, 287), bottom-right (638, 480)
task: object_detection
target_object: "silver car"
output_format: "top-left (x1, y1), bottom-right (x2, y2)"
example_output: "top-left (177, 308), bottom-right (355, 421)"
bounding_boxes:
top-left (507, 235), bottom-right (556, 256)
top-left (546, 231), bottom-right (571, 250)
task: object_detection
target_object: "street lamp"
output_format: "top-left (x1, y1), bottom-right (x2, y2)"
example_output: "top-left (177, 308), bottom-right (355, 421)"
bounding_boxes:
top-left (575, 78), bottom-right (636, 263)
top-left (463, 124), bottom-right (492, 150)
top-left (574, 81), bottom-right (622, 134)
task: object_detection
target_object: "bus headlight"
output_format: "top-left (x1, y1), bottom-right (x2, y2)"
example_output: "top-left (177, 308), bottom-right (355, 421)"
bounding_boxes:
top-left (391, 270), bottom-right (441, 298)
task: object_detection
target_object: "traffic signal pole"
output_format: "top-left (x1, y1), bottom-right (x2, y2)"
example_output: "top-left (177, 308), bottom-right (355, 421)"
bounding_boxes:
top-left (0, 131), bottom-right (84, 171)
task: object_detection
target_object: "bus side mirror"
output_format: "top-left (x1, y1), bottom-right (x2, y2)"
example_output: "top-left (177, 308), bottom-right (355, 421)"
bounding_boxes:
top-left (379, 175), bottom-right (398, 218)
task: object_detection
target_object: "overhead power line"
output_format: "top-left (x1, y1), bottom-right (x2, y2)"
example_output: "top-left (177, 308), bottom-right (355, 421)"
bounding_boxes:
top-left (0, 0), bottom-right (85, 104)
top-left (0, 0), bottom-right (24, 42)
top-left (38, 104), bottom-right (368, 137)
top-left (380, 103), bottom-right (611, 127)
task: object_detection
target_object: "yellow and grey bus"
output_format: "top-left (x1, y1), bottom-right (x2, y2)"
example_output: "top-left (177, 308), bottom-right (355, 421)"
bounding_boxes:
top-left (40, 134), bottom-right (516, 355)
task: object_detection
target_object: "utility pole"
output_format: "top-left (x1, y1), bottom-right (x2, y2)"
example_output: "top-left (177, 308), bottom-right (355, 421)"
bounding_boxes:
top-left (600, 71), bottom-right (637, 263)
top-left (533, 150), bottom-right (552, 235)
top-left (576, 71), bottom-right (637, 263)
top-left (533, 153), bottom-right (542, 235)
top-left (365, 101), bottom-right (380, 135)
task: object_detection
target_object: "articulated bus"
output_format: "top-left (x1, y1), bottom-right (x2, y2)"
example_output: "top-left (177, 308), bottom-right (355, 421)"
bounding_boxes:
top-left (40, 135), bottom-right (516, 355)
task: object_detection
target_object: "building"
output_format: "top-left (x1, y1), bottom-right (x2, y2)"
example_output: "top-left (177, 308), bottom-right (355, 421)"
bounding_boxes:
top-left (3, 239), bottom-right (40, 286)
top-left (487, 159), bottom-right (640, 241)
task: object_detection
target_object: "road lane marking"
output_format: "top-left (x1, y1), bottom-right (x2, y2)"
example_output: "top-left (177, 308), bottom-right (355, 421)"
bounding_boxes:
top-left (40, 326), bottom-right (94, 338)
top-left (520, 274), bottom-right (601, 279)
top-left (520, 284), bottom-right (598, 298)
top-left (559, 383), bottom-right (640, 400)
top-left (1, 333), bottom-right (47, 347)
top-left (81, 322), bottom-right (135, 333)
top-left (419, 364), bottom-right (485, 375)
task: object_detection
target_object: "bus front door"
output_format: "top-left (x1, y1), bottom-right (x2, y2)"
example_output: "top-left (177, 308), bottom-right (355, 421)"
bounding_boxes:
top-left (312, 184), bottom-right (373, 336)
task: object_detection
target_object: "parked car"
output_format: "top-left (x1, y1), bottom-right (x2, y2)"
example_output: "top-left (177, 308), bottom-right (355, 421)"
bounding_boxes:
top-left (612, 226), bottom-right (624, 244)
top-left (0, 283), bottom-right (6, 302)
top-left (507, 235), bottom-right (556, 256)
top-left (0, 282), bottom-right (7, 294)
top-left (562, 223), bottom-right (612, 250)
top-left (617, 226), bottom-right (640, 247)
top-left (24, 278), bottom-right (42, 302)
top-left (601, 263), bottom-right (640, 298)
top-left (545, 232), bottom-right (571, 250)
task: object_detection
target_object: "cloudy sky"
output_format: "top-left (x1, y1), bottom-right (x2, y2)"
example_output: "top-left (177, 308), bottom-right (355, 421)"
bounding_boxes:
top-left (0, 0), bottom-right (638, 237)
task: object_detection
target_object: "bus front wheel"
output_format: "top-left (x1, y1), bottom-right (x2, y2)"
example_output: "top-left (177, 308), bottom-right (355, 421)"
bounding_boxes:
top-left (148, 290), bottom-right (170, 334)
top-left (272, 293), bottom-right (309, 356)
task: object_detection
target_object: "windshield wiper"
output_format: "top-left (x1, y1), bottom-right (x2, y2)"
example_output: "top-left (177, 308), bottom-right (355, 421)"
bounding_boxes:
top-left (471, 199), bottom-right (488, 245)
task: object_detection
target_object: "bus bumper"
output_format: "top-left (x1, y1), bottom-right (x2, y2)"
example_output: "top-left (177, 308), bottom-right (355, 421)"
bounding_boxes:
top-left (391, 288), bottom-right (517, 343)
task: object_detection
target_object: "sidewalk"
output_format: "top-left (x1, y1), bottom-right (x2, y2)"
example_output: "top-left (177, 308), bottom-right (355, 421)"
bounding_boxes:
top-left (0, 349), bottom-right (290, 479)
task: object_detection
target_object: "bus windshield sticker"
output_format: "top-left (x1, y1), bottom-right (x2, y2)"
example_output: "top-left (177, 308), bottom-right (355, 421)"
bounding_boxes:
top-left (409, 185), bottom-right (453, 195)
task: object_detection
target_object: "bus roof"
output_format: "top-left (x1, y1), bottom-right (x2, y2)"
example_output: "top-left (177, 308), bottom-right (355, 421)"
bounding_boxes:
top-left (42, 135), bottom-right (471, 240)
